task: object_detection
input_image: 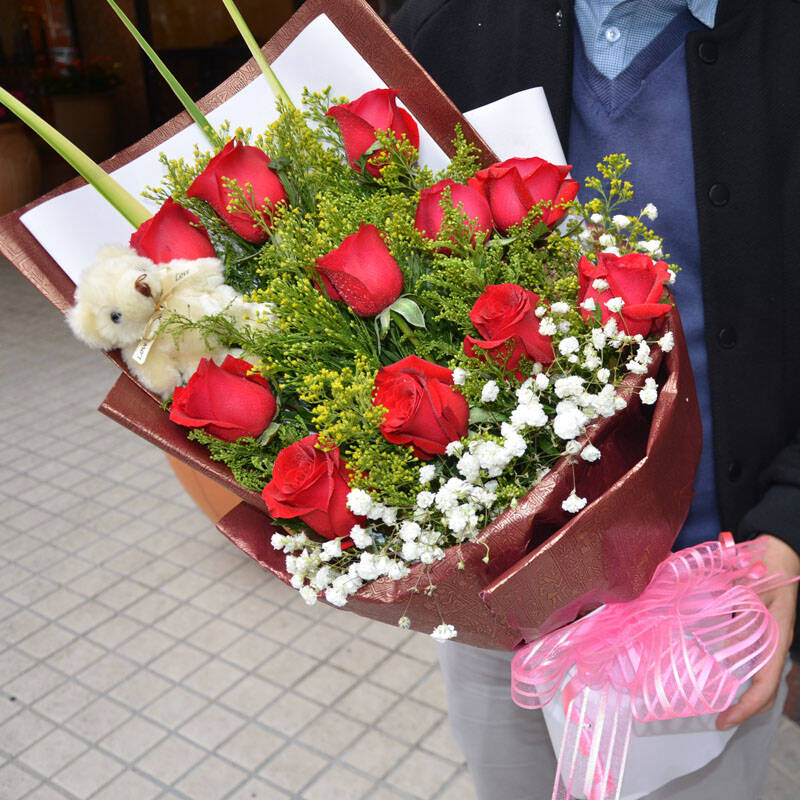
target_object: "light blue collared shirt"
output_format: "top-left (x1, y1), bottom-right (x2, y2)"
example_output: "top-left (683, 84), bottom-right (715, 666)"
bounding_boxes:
top-left (573, 0), bottom-right (718, 78)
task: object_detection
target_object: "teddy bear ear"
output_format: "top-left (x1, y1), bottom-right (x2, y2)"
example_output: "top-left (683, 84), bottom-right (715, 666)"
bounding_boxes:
top-left (66, 302), bottom-right (108, 350)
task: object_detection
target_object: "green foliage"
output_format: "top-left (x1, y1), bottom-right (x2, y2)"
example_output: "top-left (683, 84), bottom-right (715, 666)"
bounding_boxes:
top-left (150, 89), bottom-right (675, 597)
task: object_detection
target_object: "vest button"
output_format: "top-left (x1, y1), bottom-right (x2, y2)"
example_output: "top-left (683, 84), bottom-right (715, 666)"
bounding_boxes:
top-left (717, 326), bottom-right (737, 348)
top-left (728, 460), bottom-right (742, 482)
top-left (698, 40), bottom-right (719, 64)
top-left (708, 183), bottom-right (730, 206)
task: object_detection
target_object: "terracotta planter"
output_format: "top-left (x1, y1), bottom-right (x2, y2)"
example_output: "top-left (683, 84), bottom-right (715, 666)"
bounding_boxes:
top-left (167, 456), bottom-right (241, 524)
top-left (0, 122), bottom-right (42, 216)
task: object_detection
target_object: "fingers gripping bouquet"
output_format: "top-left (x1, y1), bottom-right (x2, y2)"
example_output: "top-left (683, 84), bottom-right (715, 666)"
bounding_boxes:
top-left (0, 1), bottom-right (700, 651)
top-left (112, 91), bottom-right (697, 648)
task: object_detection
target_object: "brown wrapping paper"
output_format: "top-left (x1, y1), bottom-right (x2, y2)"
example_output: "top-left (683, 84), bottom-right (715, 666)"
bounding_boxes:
top-left (217, 309), bottom-right (701, 650)
top-left (0, 0), bottom-right (702, 649)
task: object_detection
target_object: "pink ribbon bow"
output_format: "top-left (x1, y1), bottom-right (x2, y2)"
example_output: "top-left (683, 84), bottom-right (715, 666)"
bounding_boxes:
top-left (510, 533), bottom-right (793, 800)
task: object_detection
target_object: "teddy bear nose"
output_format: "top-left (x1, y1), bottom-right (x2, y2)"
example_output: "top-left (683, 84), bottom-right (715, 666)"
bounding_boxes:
top-left (110, 311), bottom-right (122, 324)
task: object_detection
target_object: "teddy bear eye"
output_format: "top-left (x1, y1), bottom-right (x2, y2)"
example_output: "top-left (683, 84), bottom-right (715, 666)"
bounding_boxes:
top-left (110, 311), bottom-right (122, 324)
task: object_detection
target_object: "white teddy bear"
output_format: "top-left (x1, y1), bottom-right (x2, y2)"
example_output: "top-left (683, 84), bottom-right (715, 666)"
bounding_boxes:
top-left (68, 245), bottom-right (267, 399)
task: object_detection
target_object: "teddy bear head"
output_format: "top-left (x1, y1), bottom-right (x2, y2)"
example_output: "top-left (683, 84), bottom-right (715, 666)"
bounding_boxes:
top-left (67, 246), bottom-right (164, 350)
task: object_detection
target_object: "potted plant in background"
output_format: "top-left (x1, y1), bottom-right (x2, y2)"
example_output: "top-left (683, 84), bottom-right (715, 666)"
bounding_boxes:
top-left (0, 90), bottom-right (41, 215)
top-left (35, 55), bottom-right (122, 163)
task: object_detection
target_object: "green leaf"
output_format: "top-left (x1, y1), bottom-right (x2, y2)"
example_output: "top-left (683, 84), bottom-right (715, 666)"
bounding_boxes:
top-left (468, 407), bottom-right (507, 425)
top-left (377, 308), bottom-right (392, 338)
top-left (0, 86), bottom-right (151, 228)
top-left (389, 298), bottom-right (426, 329)
top-left (220, 0), bottom-right (294, 109)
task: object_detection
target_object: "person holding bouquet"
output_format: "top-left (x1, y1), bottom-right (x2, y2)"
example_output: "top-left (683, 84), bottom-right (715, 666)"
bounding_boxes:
top-left (392, 1), bottom-right (800, 797)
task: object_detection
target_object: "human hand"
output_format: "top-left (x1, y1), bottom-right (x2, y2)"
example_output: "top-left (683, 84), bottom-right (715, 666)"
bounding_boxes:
top-left (716, 534), bottom-right (799, 730)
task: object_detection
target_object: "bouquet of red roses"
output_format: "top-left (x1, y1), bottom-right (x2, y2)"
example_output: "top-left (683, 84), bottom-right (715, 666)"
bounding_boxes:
top-left (0, 0), bottom-right (700, 649)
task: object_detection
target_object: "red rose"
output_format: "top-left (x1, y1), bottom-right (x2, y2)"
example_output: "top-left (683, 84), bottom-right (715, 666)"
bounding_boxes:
top-left (130, 198), bottom-right (215, 263)
top-left (186, 140), bottom-right (288, 243)
top-left (578, 252), bottom-right (671, 337)
top-left (170, 355), bottom-right (276, 442)
top-left (315, 223), bottom-right (404, 316)
top-left (373, 355), bottom-right (469, 460)
top-left (326, 88), bottom-right (420, 177)
top-left (464, 284), bottom-right (554, 372)
top-left (468, 156), bottom-right (579, 232)
top-left (414, 178), bottom-right (493, 250)
top-left (262, 434), bottom-right (364, 540)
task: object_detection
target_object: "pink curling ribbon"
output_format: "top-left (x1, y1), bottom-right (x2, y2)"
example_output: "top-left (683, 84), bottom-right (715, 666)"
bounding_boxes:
top-left (510, 532), bottom-right (796, 800)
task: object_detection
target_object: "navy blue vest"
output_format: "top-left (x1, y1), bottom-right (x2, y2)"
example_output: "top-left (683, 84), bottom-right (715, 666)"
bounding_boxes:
top-left (568, 11), bottom-right (719, 548)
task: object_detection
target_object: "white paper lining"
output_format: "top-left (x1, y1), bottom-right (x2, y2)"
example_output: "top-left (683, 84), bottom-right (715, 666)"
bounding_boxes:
top-left (20, 14), bottom-right (564, 287)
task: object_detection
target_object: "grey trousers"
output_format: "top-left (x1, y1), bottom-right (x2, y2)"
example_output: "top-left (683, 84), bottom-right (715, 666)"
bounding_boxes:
top-left (437, 641), bottom-right (789, 800)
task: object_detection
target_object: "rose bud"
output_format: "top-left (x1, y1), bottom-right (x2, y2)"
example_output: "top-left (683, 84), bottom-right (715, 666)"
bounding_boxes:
top-left (262, 434), bottom-right (365, 540)
top-left (468, 156), bottom-right (579, 232)
top-left (186, 140), bottom-right (288, 243)
top-left (130, 198), bottom-right (215, 263)
top-left (373, 355), bottom-right (469, 460)
top-left (414, 179), bottom-right (493, 250)
top-left (578, 252), bottom-right (671, 337)
top-left (464, 284), bottom-right (555, 373)
top-left (326, 88), bottom-right (420, 177)
top-left (170, 355), bottom-right (276, 442)
top-left (315, 223), bottom-right (404, 317)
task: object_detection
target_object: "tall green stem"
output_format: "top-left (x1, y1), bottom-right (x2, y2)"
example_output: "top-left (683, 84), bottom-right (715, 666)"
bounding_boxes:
top-left (0, 86), bottom-right (151, 227)
top-left (105, 0), bottom-right (218, 146)
top-left (220, 0), bottom-right (294, 108)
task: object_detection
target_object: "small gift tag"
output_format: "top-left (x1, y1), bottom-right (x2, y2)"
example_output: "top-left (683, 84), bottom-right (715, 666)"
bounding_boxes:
top-left (131, 336), bottom-right (156, 365)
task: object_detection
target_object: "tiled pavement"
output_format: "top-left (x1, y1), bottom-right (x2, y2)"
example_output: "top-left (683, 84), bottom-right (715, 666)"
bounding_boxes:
top-left (1, 256), bottom-right (799, 800)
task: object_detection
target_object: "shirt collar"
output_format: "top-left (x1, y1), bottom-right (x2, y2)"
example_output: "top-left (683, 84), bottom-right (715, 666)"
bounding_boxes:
top-left (687, 0), bottom-right (718, 28)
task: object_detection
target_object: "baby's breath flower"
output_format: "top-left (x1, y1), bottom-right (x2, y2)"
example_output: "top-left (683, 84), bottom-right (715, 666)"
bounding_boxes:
top-left (598, 233), bottom-right (616, 248)
top-left (550, 301), bottom-right (570, 315)
top-left (419, 464), bottom-right (436, 484)
top-left (431, 623), bottom-right (458, 641)
top-left (605, 297), bottom-right (624, 313)
top-left (626, 360), bottom-right (649, 375)
top-left (640, 377), bottom-right (659, 405)
top-left (445, 440), bottom-right (463, 456)
top-left (321, 538), bottom-right (342, 561)
top-left (452, 367), bottom-right (467, 385)
top-left (538, 317), bottom-right (557, 336)
top-left (565, 440), bottom-right (581, 455)
top-left (580, 297), bottom-right (596, 312)
top-left (590, 212), bottom-right (604, 224)
top-left (658, 332), bottom-right (675, 352)
top-left (350, 525), bottom-right (373, 549)
top-left (416, 491), bottom-right (435, 509)
top-left (642, 203), bottom-right (658, 220)
top-left (398, 616), bottom-right (411, 630)
top-left (553, 401), bottom-right (588, 440)
top-left (592, 278), bottom-right (610, 293)
top-left (581, 444), bottom-right (601, 462)
top-left (481, 380), bottom-right (500, 403)
top-left (612, 214), bottom-right (630, 228)
top-left (299, 586), bottom-right (318, 605)
top-left (562, 490), bottom-right (588, 514)
top-left (640, 239), bottom-right (662, 255)
top-left (558, 337), bottom-right (579, 356)
top-left (347, 488), bottom-right (373, 516)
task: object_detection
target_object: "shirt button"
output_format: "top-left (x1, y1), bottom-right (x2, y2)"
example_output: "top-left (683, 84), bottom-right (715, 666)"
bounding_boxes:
top-left (727, 460), bottom-right (742, 482)
top-left (717, 326), bottom-right (737, 348)
top-left (605, 26), bottom-right (621, 43)
top-left (697, 40), bottom-right (719, 63)
top-left (708, 183), bottom-right (730, 206)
